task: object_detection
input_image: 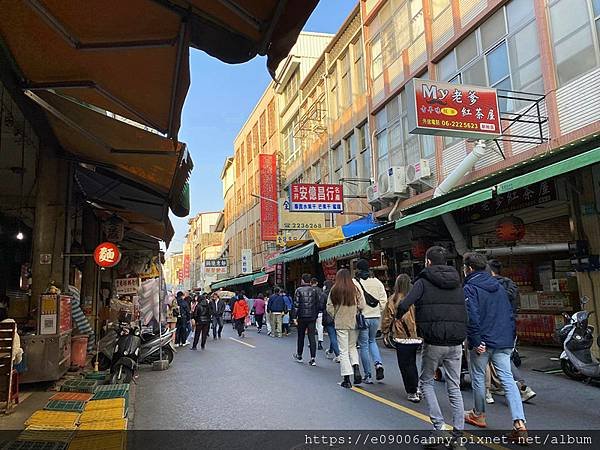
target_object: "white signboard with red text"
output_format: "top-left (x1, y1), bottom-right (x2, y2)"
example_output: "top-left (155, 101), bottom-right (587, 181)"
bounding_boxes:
top-left (289, 183), bottom-right (344, 213)
top-left (406, 78), bottom-right (502, 140)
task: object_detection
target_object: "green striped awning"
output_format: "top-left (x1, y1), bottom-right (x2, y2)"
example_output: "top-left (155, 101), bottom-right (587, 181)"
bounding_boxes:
top-left (211, 271), bottom-right (266, 290)
top-left (318, 235), bottom-right (371, 262)
top-left (395, 188), bottom-right (493, 230)
top-left (497, 147), bottom-right (600, 194)
top-left (267, 242), bottom-right (316, 265)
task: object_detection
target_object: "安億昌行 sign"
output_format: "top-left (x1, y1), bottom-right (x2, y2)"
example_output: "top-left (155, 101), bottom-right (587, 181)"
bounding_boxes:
top-left (290, 184), bottom-right (344, 213)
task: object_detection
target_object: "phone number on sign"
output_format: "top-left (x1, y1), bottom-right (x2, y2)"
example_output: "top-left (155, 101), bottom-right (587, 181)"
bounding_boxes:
top-left (443, 120), bottom-right (479, 129)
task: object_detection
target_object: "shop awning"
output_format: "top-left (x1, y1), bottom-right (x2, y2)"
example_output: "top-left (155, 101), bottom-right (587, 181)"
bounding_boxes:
top-left (310, 214), bottom-right (381, 248)
top-left (93, 207), bottom-right (174, 245)
top-left (395, 188), bottom-right (494, 230)
top-left (26, 90), bottom-right (192, 216)
top-left (155, 0), bottom-right (320, 77)
top-left (318, 235), bottom-right (371, 262)
top-left (0, 0), bottom-right (190, 137)
top-left (267, 242), bottom-right (316, 265)
top-left (212, 271), bottom-right (266, 290)
top-left (497, 147), bottom-right (600, 194)
top-left (253, 274), bottom-right (270, 286)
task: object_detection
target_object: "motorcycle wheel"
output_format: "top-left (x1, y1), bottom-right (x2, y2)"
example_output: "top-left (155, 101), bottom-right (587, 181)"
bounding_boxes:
top-left (561, 359), bottom-right (586, 381)
top-left (111, 365), bottom-right (134, 384)
top-left (96, 353), bottom-right (112, 371)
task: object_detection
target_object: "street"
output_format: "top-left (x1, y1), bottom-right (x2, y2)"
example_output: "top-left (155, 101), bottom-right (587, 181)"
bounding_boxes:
top-left (132, 325), bottom-right (600, 431)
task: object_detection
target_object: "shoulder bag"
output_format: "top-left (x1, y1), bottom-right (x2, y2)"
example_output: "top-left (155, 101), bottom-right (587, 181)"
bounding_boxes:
top-left (355, 295), bottom-right (368, 330)
top-left (356, 278), bottom-right (380, 308)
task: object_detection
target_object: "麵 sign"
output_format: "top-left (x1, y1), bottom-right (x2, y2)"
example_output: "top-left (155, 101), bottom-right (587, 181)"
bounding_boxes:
top-left (290, 184), bottom-right (344, 213)
top-left (259, 154), bottom-right (278, 241)
top-left (93, 242), bottom-right (121, 268)
top-left (406, 78), bottom-right (502, 140)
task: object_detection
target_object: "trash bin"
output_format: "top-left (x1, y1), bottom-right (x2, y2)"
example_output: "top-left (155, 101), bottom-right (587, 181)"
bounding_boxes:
top-left (71, 335), bottom-right (89, 368)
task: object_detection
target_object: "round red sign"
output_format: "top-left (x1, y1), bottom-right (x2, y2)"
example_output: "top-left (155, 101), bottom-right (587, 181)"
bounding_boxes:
top-left (93, 242), bottom-right (122, 268)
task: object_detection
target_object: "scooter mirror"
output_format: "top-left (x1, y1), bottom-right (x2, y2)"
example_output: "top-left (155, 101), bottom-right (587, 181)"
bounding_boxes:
top-left (581, 296), bottom-right (589, 306)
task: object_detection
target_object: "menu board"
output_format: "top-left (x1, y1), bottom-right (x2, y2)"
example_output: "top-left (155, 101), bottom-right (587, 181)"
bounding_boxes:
top-left (60, 295), bottom-right (72, 333)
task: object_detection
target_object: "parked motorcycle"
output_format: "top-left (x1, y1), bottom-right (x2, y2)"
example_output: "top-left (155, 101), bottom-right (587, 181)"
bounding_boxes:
top-left (557, 296), bottom-right (600, 381)
top-left (110, 321), bottom-right (141, 384)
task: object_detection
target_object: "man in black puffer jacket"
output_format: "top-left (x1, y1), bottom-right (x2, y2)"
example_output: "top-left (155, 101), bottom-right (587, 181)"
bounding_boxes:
top-left (192, 295), bottom-right (212, 350)
top-left (292, 273), bottom-right (322, 366)
top-left (396, 246), bottom-right (467, 442)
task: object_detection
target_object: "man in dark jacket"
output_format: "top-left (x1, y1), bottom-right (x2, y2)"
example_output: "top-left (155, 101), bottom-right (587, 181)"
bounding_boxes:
top-left (396, 246), bottom-right (466, 440)
top-left (292, 273), bottom-right (321, 366)
top-left (463, 253), bottom-right (527, 440)
top-left (267, 288), bottom-right (286, 338)
top-left (209, 292), bottom-right (225, 339)
top-left (192, 295), bottom-right (211, 350)
top-left (175, 292), bottom-right (191, 347)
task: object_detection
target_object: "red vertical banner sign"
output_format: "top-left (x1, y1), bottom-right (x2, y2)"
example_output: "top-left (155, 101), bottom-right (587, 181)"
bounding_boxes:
top-left (183, 255), bottom-right (191, 281)
top-left (259, 154), bottom-right (278, 241)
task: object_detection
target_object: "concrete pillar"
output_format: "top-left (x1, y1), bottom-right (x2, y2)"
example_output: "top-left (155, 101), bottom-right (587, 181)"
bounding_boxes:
top-left (30, 152), bottom-right (69, 314)
top-left (80, 204), bottom-right (100, 319)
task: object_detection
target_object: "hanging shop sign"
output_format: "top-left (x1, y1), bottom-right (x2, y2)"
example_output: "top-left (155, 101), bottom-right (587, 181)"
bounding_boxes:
top-left (496, 216), bottom-right (526, 242)
top-left (275, 263), bottom-right (284, 286)
top-left (456, 180), bottom-right (557, 224)
top-left (241, 249), bottom-right (253, 274)
top-left (177, 269), bottom-right (184, 284)
top-left (259, 154), bottom-right (278, 241)
top-left (289, 183), bottom-right (344, 213)
top-left (204, 259), bottom-right (228, 274)
top-left (183, 254), bottom-right (191, 280)
top-left (279, 199), bottom-right (326, 230)
top-left (115, 278), bottom-right (140, 295)
top-left (406, 78), bottom-right (501, 140)
top-left (93, 242), bottom-right (122, 268)
top-left (322, 259), bottom-right (337, 282)
top-left (102, 215), bottom-right (125, 243)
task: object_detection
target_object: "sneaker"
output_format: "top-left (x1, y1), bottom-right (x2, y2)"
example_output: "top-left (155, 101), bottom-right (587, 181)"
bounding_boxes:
top-left (520, 385), bottom-right (536, 403)
top-left (422, 431), bottom-right (449, 449)
top-left (507, 425), bottom-right (529, 445)
top-left (340, 380), bottom-right (352, 389)
top-left (309, 358), bottom-right (316, 366)
top-left (407, 393), bottom-right (420, 403)
top-left (464, 410), bottom-right (487, 428)
top-left (363, 376), bottom-right (373, 384)
top-left (486, 390), bottom-right (495, 404)
top-left (489, 386), bottom-right (505, 396)
top-left (325, 350), bottom-right (333, 359)
top-left (375, 364), bottom-right (385, 381)
top-left (318, 342), bottom-right (323, 350)
top-left (353, 365), bottom-right (362, 385)
top-left (293, 353), bottom-right (303, 363)
top-left (191, 346), bottom-right (197, 350)
top-left (181, 342), bottom-right (189, 347)
top-left (333, 356), bottom-right (341, 363)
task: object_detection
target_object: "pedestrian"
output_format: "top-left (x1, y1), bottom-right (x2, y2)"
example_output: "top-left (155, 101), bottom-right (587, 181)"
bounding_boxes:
top-left (462, 252), bottom-right (527, 441)
top-left (322, 280), bottom-right (340, 362)
top-left (265, 294), bottom-right (273, 336)
top-left (354, 258), bottom-right (388, 383)
top-left (282, 291), bottom-right (293, 336)
top-left (253, 293), bottom-right (266, 333)
top-left (311, 278), bottom-right (325, 350)
top-left (192, 295), bottom-right (211, 350)
top-left (396, 246), bottom-right (467, 446)
top-left (230, 292), bottom-right (240, 329)
top-left (292, 273), bottom-right (322, 366)
top-left (175, 291), bottom-right (191, 347)
top-left (327, 269), bottom-right (366, 388)
top-left (209, 292), bottom-right (225, 339)
top-left (267, 287), bottom-right (286, 337)
top-left (232, 294), bottom-right (249, 338)
top-left (381, 274), bottom-right (422, 402)
top-left (487, 259), bottom-right (536, 403)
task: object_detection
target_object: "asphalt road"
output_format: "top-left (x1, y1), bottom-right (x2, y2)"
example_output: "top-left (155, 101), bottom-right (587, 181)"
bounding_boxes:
top-left (132, 323), bottom-right (600, 432)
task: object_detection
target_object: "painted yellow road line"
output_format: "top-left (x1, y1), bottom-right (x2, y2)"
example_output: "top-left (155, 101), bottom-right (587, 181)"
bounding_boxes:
top-left (351, 387), bottom-right (507, 450)
top-left (229, 337), bottom-right (256, 348)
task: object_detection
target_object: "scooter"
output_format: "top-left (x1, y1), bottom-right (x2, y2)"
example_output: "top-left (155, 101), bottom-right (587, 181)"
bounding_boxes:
top-left (110, 321), bottom-right (141, 384)
top-left (557, 296), bottom-right (600, 382)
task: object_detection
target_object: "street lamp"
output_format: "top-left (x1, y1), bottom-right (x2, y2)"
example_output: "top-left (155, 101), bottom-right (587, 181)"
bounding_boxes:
top-left (250, 193), bottom-right (278, 204)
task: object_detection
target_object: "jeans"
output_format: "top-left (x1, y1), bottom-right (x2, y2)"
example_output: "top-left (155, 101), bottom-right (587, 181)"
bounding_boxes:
top-left (211, 316), bottom-right (224, 338)
top-left (336, 329), bottom-right (359, 377)
top-left (192, 323), bottom-right (210, 348)
top-left (297, 319), bottom-right (316, 358)
top-left (185, 320), bottom-right (192, 341)
top-left (316, 313), bottom-right (324, 342)
top-left (271, 313), bottom-right (283, 337)
top-left (420, 344), bottom-right (464, 431)
top-left (175, 318), bottom-right (187, 345)
top-left (470, 347), bottom-right (526, 422)
top-left (325, 323), bottom-right (340, 356)
top-left (358, 317), bottom-right (383, 378)
top-left (395, 343), bottom-right (420, 395)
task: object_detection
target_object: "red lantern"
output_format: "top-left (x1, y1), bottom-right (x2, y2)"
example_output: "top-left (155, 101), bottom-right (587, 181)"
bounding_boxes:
top-left (496, 216), bottom-right (526, 242)
top-left (411, 240), bottom-right (429, 259)
top-left (93, 242), bottom-right (122, 268)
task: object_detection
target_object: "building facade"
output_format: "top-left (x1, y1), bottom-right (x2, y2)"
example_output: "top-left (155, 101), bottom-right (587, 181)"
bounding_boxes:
top-left (164, 251), bottom-right (184, 289)
top-left (184, 212), bottom-right (222, 290)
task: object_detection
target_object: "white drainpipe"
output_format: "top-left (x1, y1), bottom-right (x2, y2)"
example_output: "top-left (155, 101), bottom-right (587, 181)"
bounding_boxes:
top-left (433, 140), bottom-right (488, 256)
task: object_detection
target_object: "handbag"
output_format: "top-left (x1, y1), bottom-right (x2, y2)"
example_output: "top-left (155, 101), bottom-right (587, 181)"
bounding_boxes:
top-left (355, 294), bottom-right (367, 330)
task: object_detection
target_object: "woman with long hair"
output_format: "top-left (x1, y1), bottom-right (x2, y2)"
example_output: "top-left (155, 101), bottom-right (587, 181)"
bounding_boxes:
top-left (326, 269), bottom-right (366, 388)
top-left (381, 274), bottom-right (422, 402)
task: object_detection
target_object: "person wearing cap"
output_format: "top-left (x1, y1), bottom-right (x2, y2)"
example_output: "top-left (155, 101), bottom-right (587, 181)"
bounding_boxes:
top-left (353, 258), bottom-right (388, 383)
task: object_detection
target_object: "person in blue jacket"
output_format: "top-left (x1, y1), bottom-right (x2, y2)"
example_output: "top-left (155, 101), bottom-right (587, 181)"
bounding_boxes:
top-left (282, 291), bottom-right (293, 336)
top-left (462, 252), bottom-right (527, 442)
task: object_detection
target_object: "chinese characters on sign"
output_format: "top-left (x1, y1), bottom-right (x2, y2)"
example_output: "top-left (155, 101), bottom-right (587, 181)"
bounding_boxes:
top-left (115, 278), bottom-right (140, 296)
top-left (289, 184), bottom-right (344, 213)
top-left (93, 242), bottom-right (121, 268)
top-left (241, 249), bottom-right (253, 274)
top-left (259, 154), bottom-right (278, 241)
top-left (204, 259), bottom-right (228, 274)
top-left (406, 78), bottom-right (502, 140)
top-left (279, 198), bottom-right (326, 230)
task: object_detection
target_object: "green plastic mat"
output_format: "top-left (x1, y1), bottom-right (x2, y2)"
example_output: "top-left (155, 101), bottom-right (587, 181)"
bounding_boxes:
top-left (92, 384), bottom-right (129, 397)
top-left (59, 380), bottom-right (99, 393)
top-left (44, 400), bottom-right (86, 413)
top-left (83, 371), bottom-right (109, 381)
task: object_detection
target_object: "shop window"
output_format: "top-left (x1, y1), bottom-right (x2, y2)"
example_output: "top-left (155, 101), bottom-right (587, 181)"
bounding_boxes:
top-left (345, 133), bottom-right (358, 178)
top-left (358, 123), bottom-right (371, 180)
top-left (481, 8), bottom-right (507, 51)
top-left (267, 100), bottom-right (276, 137)
top-left (246, 132), bottom-right (252, 164)
top-left (282, 68), bottom-right (300, 108)
top-left (353, 37), bottom-right (366, 94)
top-left (282, 116), bottom-right (299, 164)
top-left (371, 36), bottom-right (383, 80)
top-left (252, 123), bottom-right (259, 156)
top-left (340, 52), bottom-right (352, 110)
top-left (329, 68), bottom-right (339, 121)
top-left (332, 144), bottom-right (343, 184)
top-left (456, 32), bottom-right (478, 68)
top-left (259, 113), bottom-right (267, 146)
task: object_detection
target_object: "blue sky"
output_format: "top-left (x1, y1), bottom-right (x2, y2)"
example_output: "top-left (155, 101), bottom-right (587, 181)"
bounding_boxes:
top-left (168, 0), bottom-right (358, 253)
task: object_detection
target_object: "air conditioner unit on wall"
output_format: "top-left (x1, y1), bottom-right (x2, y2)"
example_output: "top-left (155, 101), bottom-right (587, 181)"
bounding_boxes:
top-left (378, 166), bottom-right (408, 199)
top-left (366, 182), bottom-right (381, 205)
top-left (406, 159), bottom-right (431, 185)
